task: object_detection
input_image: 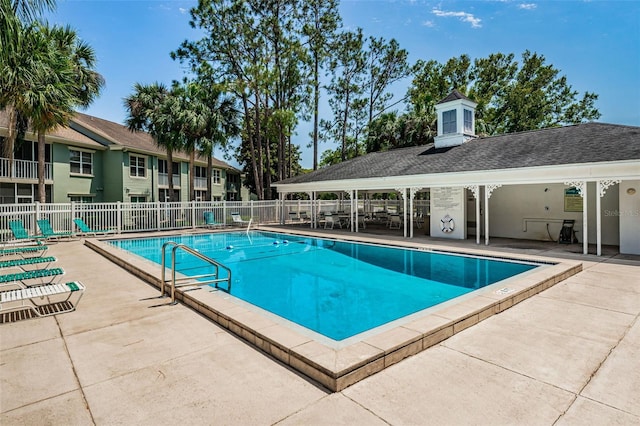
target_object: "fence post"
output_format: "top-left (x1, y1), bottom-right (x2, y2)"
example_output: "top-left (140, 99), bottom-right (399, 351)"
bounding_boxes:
top-left (223, 201), bottom-right (227, 226)
top-left (117, 201), bottom-right (122, 233)
top-left (250, 200), bottom-right (254, 223)
top-left (191, 200), bottom-right (196, 230)
top-left (34, 201), bottom-right (41, 234)
top-left (156, 201), bottom-right (161, 231)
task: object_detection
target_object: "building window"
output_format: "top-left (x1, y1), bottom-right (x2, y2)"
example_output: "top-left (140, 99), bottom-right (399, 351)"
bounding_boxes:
top-left (212, 196), bottom-right (222, 202)
top-left (69, 149), bottom-right (93, 175)
top-left (130, 196), bottom-right (146, 203)
top-left (158, 160), bottom-right (179, 174)
top-left (159, 188), bottom-right (180, 202)
top-left (464, 109), bottom-right (473, 133)
top-left (194, 190), bottom-right (207, 201)
top-left (130, 155), bottom-right (146, 178)
top-left (212, 169), bottom-right (221, 185)
top-left (442, 110), bottom-right (456, 134)
top-left (69, 195), bottom-right (93, 203)
top-left (194, 166), bottom-right (206, 178)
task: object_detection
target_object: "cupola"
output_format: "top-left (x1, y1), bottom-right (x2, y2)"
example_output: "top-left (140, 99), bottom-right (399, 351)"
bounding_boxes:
top-left (434, 89), bottom-right (477, 149)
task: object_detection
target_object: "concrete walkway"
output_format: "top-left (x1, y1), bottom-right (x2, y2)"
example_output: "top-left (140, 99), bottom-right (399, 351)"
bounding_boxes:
top-left (1, 237), bottom-right (638, 425)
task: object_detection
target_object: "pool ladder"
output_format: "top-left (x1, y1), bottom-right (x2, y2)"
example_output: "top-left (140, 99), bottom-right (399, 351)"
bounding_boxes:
top-left (160, 241), bottom-right (232, 305)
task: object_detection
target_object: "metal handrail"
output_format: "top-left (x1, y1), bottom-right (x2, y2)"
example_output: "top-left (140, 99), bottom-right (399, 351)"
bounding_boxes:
top-left (160, 241), bottom-right (232, 304)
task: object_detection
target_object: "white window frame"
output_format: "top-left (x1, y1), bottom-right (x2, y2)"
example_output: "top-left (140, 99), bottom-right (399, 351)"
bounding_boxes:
top-left (129, 154), bottom-right (146, 178)
top-left (69, 148), bottom-right (93, 176)
top-left (464, 109), bottom-right (473, 133)
top-left (212, 169), bottom-right (221, 185)
top-left (442, 110), bottom-right (456, 134)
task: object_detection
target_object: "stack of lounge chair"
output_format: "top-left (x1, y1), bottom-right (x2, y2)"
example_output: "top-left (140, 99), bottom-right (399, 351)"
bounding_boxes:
top-left (0, 221), bottom-right (85, 321)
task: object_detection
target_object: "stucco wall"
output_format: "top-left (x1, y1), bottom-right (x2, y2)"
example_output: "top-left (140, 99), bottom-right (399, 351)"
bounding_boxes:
top-left (619, 180), bottom-right (640, 254)
top-left (485, 183), bottom-right (619, 246)
top-left (52, 144), bottom-right (104, 203)
top-left (430, 187), bottom-right (467, 239)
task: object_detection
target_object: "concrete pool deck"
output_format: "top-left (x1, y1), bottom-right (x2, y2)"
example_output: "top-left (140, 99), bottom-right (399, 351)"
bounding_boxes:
top-left (1, 230), bottom-right (639, 424)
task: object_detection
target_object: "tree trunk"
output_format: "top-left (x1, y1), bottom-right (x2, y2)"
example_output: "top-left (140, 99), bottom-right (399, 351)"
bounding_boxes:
top-left (37, 131), bottom-right (46, 203)
top-left (313, 55), bottom-right (320, 170)
top-left (242, 95), bottom-right (262, 200)
top-left (206, 155), bottom-right (213, 201)
top-left (189, 150), bottom-right (195, 201)
top-left (3, 104), bottom-right (17, 178)
top-left (167, 148), bottom-right (175, 202)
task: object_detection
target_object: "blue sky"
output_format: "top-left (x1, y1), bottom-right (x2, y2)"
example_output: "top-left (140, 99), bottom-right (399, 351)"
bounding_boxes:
top-left (47, 0), bottom-right (640, 168)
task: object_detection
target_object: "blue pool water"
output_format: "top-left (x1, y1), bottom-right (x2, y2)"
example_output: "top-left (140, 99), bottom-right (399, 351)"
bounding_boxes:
top-left (109, 231), bottom-right (539, 340)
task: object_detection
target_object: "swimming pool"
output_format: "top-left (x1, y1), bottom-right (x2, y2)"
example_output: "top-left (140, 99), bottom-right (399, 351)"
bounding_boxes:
top-left (108, 231), bottom-right (539, 341)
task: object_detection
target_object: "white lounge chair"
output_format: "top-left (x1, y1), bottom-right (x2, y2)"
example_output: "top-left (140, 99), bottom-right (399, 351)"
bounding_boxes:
top-left (230, 212), bottom-right (250, 226)
top-left (0, 281), bottom-right (85, 319)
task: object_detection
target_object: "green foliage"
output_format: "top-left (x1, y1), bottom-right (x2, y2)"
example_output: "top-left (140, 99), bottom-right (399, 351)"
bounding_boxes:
top-left (406, 50), bottom-right (601, 136)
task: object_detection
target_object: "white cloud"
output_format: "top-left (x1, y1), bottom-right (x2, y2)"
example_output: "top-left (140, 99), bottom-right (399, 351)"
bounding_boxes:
top-left (179, 7), bottom-right (188, 14)
top-left (422, 20), bottom-right (435, 28)
top-left (432, 8), bottom-right (482, 28)
top-left (518, 3), bottom-right (537, 10)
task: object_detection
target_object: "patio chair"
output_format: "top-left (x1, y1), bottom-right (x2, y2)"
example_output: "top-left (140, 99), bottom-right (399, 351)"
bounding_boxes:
top-left (0, 266), bottom-right (64, 288)
top-left (73, 218), bottom-right (116, 237)
top-left (8, 220), bottom-right (46, 244)
top-left (37, 219), bottom-right (76, 241)
top-left (388, 214), bottom-right (402, 229)
top-left (73, 217), bottom-right (116, 237)
top-left (230, 212), bottom-right (250, 227)
top-left (0, 244), bottom-right (48, 258)
top-left (324, 213), bottom-right (342, 229)
top-left (203, 212), bottom-right (224, 228)
top-left (0, 281), bottom-right (85, 319)
top-left (558, 220), bottom-right (578, 244)
top-left (288, 211), bottom-right (300, 224)
top-left (299, 211), bottom-right (310, 223)
top-left (0, 256), bottom-right (56, 272)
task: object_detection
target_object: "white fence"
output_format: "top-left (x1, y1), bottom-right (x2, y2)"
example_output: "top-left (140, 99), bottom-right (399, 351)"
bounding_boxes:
top-left (0, 199), bottom-right (429, 242)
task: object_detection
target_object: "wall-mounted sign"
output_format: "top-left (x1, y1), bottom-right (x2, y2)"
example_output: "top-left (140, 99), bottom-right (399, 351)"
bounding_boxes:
top-left (564, 187), bottom-right (583, 212)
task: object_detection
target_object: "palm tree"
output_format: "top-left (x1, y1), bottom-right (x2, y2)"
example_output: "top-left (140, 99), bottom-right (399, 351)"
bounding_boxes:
top-left (0, 0), bottom-right (56, 177)
top-left (22, 23), bottom-right (104, 201)
top-left (172, 79), bottom-right (239, 201)
top-left (124, 83), bottom-right (182, 202)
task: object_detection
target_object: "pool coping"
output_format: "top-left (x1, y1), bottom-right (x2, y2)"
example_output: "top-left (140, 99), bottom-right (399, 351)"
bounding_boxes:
top-left (85, 229), bottom-right (582, 392)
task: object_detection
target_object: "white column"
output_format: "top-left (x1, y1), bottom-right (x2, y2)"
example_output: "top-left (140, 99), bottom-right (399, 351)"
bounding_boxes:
top-left (565, 181), bottom-right (588, 254)
top-left (395, 187), bottom-right (408, 238)
top-left (484, 184), bottom-right (501, 245)
top-left (464, 185), bottom-right (480, 245)
top-left (355, 189), bottom-right (359, 232)
top-left (596, 180), bottom-right (622, 256)
top-left (279, 192), bottom-right (285, 225)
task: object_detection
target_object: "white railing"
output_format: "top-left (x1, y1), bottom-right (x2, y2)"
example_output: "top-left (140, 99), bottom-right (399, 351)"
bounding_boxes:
top-left (0, 158), bottom-right (52, 180)
top-left (194, 176), bottom-right (207, 189)
top-left (158, 173), bottom-right (181, 187)
top-left (0, 199), bottom-right (430, 242)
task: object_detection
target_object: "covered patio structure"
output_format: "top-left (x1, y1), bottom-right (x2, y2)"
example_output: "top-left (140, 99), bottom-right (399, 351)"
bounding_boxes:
top-left (275, 122), bottom-right (640, 256)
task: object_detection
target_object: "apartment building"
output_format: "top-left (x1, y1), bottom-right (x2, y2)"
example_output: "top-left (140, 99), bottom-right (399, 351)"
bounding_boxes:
top-left (0, 110), bottom-right (249, 204)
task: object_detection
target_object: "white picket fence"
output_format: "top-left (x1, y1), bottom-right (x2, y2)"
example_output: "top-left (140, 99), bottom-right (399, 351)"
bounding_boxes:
top-left (0, 199), bottom-right (429, 242)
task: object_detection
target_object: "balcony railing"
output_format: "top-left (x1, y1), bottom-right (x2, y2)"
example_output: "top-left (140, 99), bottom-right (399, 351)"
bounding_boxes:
top-left (194, 176), bottom-right (207, 189)
top-left (158, 173), bottom-right (181, 188)
top-left (0, 157), bottom-right (52, 180)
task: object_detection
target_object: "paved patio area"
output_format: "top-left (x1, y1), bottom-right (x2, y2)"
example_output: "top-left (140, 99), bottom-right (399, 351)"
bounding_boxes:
top-left (1, 232), bottom-right (639, 425)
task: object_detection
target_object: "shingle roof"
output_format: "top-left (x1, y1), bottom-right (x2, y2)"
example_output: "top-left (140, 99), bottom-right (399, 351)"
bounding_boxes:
top-left (71, 112), bottom-right (239, 172)
top-left (277, 123), bottom-right (640, 185)
top-left (437, 89), bottom-right (473, 104)
top-left (0, 109), bottom-right (103, 148)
